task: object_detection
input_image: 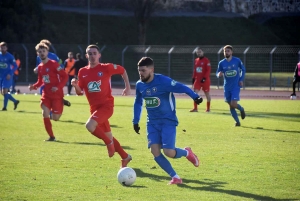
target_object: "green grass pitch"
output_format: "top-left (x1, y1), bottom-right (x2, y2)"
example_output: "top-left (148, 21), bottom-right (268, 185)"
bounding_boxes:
top-left (0, 94), bottom-right (299, 200)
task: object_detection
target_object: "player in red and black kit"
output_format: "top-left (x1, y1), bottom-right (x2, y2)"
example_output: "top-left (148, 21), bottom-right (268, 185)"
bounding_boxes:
top-left (190, 48), bottom-right (211, 112)
top-left (29, 43), bottom-right (68, 141)
top-left (71, 44), bottom-right (132, 168)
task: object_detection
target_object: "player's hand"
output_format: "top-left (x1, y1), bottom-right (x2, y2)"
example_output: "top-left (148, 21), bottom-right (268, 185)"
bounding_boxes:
top-left (51, 87), bottom-right (58, 92)
top-left (239, 81), bottom-right (243, 87)
top-left (201, 78), bottom-right (206, 83)
top-left (28, 84), bottom-right (34, 91)
top-left (192, 78), bottom-right (195, 85)
top-left (194, 97), bottom-right (203, 105)
top-left (6, 74), bottom-right (11, 80)
top-left (218, 72), bottom-right (223, 77)
top-left (33, 67), bottom-right (38, 74)
top-left (122, 87), bottom-right (131, 96)
top-left (71, 78), bottom-right (78, 86)
top-left (133, 124), bottom-right (140, 134)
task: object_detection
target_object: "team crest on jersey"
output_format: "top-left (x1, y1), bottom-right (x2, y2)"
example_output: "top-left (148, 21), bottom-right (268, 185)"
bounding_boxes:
top-left (146, 89), bottom-right (151, 95)
top-left (46, 68), bottom-right (49, 72)
top-left (225, 70), bottom-right (237, 77)
top-left (43, 75), bottom-right (50, 83)
top-left (171, 80), bottom-right (177, 86)
top-left (228, 66), bottom-right (231, 69)
top-left (196, 67), bottom-right (202, 73)
top-left (152, 87), bottom-right (157, 93)
top-left (87, 80), bottom-right (101, 92)
top-left (201, 62), bottom-right (203, 65)
top-left (98, 72), bottom-right (103, 77)
top-left (144, 97), bottom-right (160, 108)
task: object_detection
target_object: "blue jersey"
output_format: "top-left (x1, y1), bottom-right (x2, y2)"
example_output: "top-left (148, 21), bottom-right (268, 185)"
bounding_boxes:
top-left (36, 52), bottom-right (62, 67)
top-left (0, 52), bottom-right (17, 78)
top-left (133, 74), bottom-right (199, 125)
top-left (216, 56), bottom-right (246, 91)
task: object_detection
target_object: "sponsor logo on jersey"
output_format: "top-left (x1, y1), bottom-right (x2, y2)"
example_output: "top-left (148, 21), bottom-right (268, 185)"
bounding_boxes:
top-left (98, 72), bottom-right (103, 77)
top-left (171, 80), bottom-right (177, 86)
top-left (196, 67), bottom-right (202, 73)
top-left (43, 74), bottom-right (50, 83)
top-left (225, 70), bottom-right (237, 77)
top-left (0, 62), bottom-right (7, 69)
top-left (144, 97), bottom-right (160, 108)
top-left (87, 80), bottom-right (101, 92)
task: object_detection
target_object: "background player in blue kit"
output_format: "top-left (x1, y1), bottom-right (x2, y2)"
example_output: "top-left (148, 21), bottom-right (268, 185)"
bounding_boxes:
top-left (0, 42), bottom-right (20, 111)
top-left (216, 45), bottom-right (246, 126)
top-left (133, 57), bottom-right (203, 185)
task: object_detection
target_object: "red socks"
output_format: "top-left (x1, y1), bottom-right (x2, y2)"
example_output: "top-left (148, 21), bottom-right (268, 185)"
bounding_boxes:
top-left (92, 126), bottom-right (112, 145)
top-left (113, 137), bottom-right (128, 159)
top-left (43, 118), bottom-right (54, 138)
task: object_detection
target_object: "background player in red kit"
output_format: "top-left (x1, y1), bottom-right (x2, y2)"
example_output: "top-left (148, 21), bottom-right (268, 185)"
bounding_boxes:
top-left (71, 44), bottom-right (132, 168)
top-left (29, 43), bottom-right (68, 141)
top-left (190, 48), bottom-right (211, 112)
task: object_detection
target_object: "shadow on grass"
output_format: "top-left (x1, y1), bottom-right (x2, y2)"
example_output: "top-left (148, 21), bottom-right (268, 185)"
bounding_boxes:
top-left (16, 110), bottom-right (40, 114)
top-left (54, 140), bottom-right (134, 150)
top-left (134, 169), bottom-right (296, 201)
top-left (59, 120), bottom-right (121, 128)
top-left (242, 126), bottom-right (300, 134)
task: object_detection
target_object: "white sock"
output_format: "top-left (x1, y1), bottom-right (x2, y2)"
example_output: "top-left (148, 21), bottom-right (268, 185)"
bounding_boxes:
top-left (173, 175), bottom-right (180, 179)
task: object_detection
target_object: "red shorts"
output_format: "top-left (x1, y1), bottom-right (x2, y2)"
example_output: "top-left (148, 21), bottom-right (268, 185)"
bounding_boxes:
top-left (193, 80), bottom-right (210, 92)
top-left (90, 105), bottom-right (113, 132)
top-left (40, 97), bottom-right (64, 114)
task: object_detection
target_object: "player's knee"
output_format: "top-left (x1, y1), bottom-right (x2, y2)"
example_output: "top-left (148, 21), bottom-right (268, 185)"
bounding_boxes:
top-left (163, 149), bottom-right (175, 158)
top-left (85, 122), bottom-right (95, 133)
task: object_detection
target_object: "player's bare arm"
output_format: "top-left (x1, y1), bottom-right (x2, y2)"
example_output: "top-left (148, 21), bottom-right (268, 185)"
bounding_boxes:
top-left (217, 71), bottom-right (223, 77)
top-left (239, 81), bottom-right (243, 87)
top-left (33, 67), bottom-right (38, 74)
top-left (71, 78), bottom-right (83, 95)
top-left (121, 70), bottom-right (131, 96)
top-left (6, 74), bottom-right (11, 80)
top-left (28, 84), bottom-right (34, 91)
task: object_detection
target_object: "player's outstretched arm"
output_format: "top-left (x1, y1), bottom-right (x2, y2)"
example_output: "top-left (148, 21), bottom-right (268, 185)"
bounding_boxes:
top-left (121, 70), bottom-right (131, 96)
top-left (133, 85), bottom-right (143, 134)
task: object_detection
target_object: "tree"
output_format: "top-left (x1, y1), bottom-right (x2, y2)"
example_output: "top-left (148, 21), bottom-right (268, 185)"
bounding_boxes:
top-left (0, 0), bottom-right (45, 43)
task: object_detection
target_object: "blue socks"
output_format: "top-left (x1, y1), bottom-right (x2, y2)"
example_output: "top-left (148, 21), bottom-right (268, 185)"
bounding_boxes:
top-left (3, 94), bottom-right (9, 108)
top-left (154, 154), bottom-right (176, 177)
top-left (237, 104), bottom-right (244, 111)
top-left (174, 148), bottom-right (188, 158)
top-left (230, 108), bottom-right (240, 123)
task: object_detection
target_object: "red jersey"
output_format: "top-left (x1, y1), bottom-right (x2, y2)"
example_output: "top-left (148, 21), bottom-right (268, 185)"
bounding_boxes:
top-left (33, 60), bottom-right (68, 99)
top-left (192, 57), bottom-right (211, 82)
top-left (77, 63), bottom-right (125, 112)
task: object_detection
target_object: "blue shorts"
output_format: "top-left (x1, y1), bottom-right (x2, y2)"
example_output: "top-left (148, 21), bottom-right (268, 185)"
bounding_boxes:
top-left (0, 77), bottom-right (12, 89)
top-left (224, 88), bottom-right (240, 103)
top-left (147, 123), bottom-right (176, 149)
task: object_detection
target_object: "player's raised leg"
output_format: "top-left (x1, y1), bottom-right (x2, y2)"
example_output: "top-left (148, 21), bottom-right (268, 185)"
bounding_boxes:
top-left (86, 117), bottom-right (115, 157)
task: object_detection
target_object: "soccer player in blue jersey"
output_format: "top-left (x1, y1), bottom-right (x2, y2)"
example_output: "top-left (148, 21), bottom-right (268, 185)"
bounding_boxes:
top-left (0, 42), bottom-right (20, 111)
top-left (34, 39), bottom-right (71, 107)
top-left (133, 57), bottom-right (203, 185)
top-left (216, 45), bottom-right (246, 126)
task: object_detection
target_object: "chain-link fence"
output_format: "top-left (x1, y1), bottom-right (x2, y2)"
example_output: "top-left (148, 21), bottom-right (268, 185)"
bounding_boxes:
top-left (6, 44), bottom-right (300, 90)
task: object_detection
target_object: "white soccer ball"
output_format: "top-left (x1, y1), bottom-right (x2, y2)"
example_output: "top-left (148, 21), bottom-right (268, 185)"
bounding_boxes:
top-left (117, 167), bottom-right (136, 186)
top-left (290, 95), bottom-right (297, 100)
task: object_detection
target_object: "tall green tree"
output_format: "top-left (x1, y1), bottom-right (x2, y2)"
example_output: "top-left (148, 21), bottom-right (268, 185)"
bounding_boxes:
top-left (0, 0), bottom-right (45, 43)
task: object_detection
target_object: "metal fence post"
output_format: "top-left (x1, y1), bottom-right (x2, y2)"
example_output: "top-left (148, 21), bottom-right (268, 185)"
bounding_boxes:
top-left (270, 46), bottom-right (277, 90)
top-left (77, 45), bottom-right (83, 55)
top-left (168, 46), bottom-right (175, 77)
top-left (145, 46), bottom-right (151, 57)
top-left (243, 46), bottom-right (250, 90)
top-left (21, 44), bottom-right (29, 82)
top-left (217, 47), bottom-right (223, 89)
top-left (99, 45), bottom-right (106, 62)
top-left (122, 46), bottom-right (129, 67)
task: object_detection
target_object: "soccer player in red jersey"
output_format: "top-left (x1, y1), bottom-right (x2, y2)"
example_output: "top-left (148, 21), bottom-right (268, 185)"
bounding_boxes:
top-left (29, 43), bottom-right (68, 141)
top-left (190, 48), bottom-right (212, 112)
top-left (71, 44), bottom-right (132, 168)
